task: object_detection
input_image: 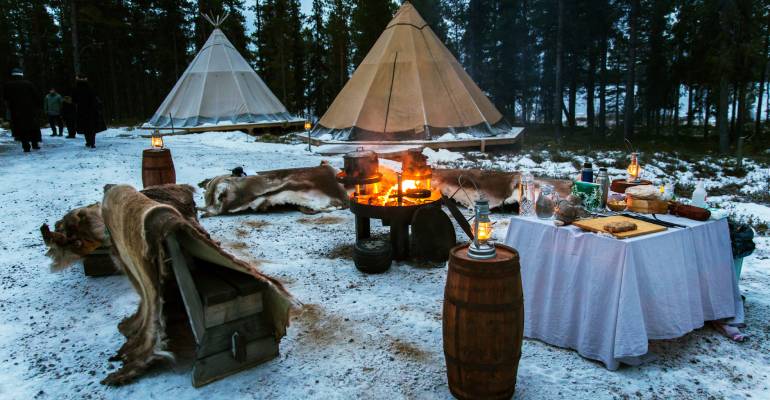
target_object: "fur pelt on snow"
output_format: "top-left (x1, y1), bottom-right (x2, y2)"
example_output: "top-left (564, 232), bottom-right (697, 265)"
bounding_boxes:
top-left (199, 161), bottom-right (348, 216)
top-left (41, 184), bottom-right (199, 270)
top-left (432, 169), bottom-right (573, 210)
top-left (100, 184), bottom-right (294, 385)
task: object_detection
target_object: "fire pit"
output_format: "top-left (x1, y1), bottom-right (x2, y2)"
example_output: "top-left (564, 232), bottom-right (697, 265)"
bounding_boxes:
top-left (340, 148), bottom-right (442, 261)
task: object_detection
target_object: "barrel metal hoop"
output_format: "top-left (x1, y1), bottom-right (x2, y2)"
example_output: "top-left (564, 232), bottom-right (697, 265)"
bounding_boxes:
top-left (449, 264), bottom-right (520, 279)
top-left (444, 353), bottom-right (521, 372)
top-left (445, 296), bottom-right (523, 312)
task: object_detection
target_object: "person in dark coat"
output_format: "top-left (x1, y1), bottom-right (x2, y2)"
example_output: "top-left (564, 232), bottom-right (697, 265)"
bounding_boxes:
top-left (61, 94), bottom-right (77, 138)
top-left (73, 75), bottom-right (100, 148)
top-left (2, 68), bottom-right (42, 152)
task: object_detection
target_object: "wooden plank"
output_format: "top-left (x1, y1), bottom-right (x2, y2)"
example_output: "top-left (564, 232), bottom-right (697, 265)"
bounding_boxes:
top-left (192, 336), bottom-right (279, 387)
top-left (139, 120), bottom-right (306, 136)
top-left (197, 314), bottom-right (273, 359)
top-left (573, 216), bottom-right (667, 239)
top-left (191, 266), bottom-right (238, 306)
top-left (212, 266), bottom-right (265, 296)
top-left (166, 235), bottom-right (206, 344)
top-left (203, 292), bottom-right (263, 328)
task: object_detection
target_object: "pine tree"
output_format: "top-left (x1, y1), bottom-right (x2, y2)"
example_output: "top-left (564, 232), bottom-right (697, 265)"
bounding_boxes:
top-left (306, 0), bottom-right (331, 117)
top-left (410, 0), bottom-right (449, 43)
top-left (327, 0), bottom-right (351, 94)
top-left (350, 0), bottom-right (395, 67)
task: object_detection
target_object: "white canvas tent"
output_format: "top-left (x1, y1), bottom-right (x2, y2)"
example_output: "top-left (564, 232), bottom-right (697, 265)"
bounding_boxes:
top-left (144, 16), bottom-right (303, 131)
top-left (311, 2), bottom-right (510, 142)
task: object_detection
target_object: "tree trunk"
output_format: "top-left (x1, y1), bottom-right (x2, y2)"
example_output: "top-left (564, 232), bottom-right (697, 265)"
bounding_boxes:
top-left (718, 78), bottom-right (730, 152)
top-left (587, 46), bottom-right (596, 134)
top-left (615, 84), bottom-right (621, 131)
top-left (729, 83), bottom-right (737, 135)
top-left (623, 0), bottom-right (639, 140)
top-left (687, 85), bottom-right (694, 127)
top-left (568, 69), bottom-right (577, 129)
top-left (755, 32), bottom-right (768, 136)
top-left (703, 87), bottom-right (710, 138)
top-left (599, 32), bottom-right (608, 136)
top-left (673, 85), bottom-right (680, 136)
top-left (553, 0), bottom-right (564, 140)
top-left (735, 82), bottom-right (747, 141)
top-left (70, 0), bottom-right (80, 75)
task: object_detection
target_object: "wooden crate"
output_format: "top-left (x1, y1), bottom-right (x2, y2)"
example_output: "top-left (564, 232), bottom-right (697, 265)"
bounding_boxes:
top-left (165, 235), bottom-right (279, 387)
top-left (83, 247), bottom-right (121, 277)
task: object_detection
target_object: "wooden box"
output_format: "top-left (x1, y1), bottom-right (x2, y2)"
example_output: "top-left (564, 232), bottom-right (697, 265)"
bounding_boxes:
top-left (165, 236), bottom-right (278, 387)
top-left (83, 247), bottom-right (121, 277)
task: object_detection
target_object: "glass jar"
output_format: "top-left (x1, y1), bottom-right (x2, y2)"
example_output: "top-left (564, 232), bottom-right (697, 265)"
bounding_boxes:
top-left (519, 173), bottom-right (535, 217)
top-left (535, 184), bottom-right (557, 219)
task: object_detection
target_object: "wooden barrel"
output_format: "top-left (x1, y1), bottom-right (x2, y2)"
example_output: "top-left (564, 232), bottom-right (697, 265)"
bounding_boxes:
top-left (142, 148), bottom-right (176, 188)
top-left (443, 244), bottom-right (524, 400)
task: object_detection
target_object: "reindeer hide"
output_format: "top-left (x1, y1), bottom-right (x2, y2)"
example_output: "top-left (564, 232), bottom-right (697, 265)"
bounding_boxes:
top-left (100, 185), bottom-right (294, 385)
top-left (200, 162), bottom-right (348, 216)
top-left (432, 169), bottom-right (573, 210)
top-left (41, 184), bottom-right (199, 271)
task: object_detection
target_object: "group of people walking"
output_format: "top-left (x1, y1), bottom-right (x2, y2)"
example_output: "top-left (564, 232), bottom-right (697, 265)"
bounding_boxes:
top-left (2, 68), bottom-right (103, 152)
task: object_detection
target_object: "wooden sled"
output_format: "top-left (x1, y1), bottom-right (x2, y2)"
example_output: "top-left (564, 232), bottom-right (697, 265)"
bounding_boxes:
top-left (164, 234), bottom-right (279, 387)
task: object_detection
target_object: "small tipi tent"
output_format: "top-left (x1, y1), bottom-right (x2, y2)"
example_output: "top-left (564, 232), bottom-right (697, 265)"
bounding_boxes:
top-left (312, 2), bottom-right (509, 141)
top-left (145, 15), bottom-right (302, 131)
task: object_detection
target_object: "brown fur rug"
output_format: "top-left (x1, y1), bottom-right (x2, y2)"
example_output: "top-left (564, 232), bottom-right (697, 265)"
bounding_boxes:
top-left (41, 184), bottom-right (199, 271)
top-left (100, 185), bottom-right (293, 385)
top-left (432, 169), bottom-right (573, 209)
top-left (199, 162), bottom-right (348, 216)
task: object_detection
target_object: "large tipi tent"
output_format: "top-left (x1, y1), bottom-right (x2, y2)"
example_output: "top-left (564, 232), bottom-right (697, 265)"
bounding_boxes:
top-left (312, 2), bottom-right (510, 142)
top-left (145, 15), bottom-right (303, 131)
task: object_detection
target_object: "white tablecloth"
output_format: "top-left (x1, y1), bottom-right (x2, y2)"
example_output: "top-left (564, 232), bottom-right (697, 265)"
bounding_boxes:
top-left (504, 215), bottom-right (743, 370)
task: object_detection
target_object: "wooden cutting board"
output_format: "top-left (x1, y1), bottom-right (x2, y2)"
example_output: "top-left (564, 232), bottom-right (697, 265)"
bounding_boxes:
top-left (573, 216), bottom-right (667, 239)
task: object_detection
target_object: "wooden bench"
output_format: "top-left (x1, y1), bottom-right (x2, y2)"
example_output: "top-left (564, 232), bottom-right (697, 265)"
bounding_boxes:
top-left (165, 235), bottom-right (278, 387)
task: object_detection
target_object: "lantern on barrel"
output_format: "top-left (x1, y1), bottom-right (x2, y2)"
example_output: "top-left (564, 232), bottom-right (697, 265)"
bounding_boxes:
top-left (443, 195), bottom-right (524, 399)
top-left (468, 196), bottom-right (496, 260)
top-left (142, 129), bottom-right (176, 188)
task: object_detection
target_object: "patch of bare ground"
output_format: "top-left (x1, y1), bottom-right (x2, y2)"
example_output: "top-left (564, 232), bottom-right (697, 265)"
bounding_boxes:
top-left (389, 338), bottom-right (428, 361)
top-left (297, 215), bottom-right (346, 225)
top-left (234, 228), bottom-right (249, 238)
top-left (242, 219), bottom-right (270, 230)
top-left (293, 303), bottom-right (353, 346)
top-left (324, 243), bottom-right (353, 259)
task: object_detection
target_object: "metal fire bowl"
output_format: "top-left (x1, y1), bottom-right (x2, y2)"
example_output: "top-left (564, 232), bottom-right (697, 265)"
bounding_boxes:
top-left (337, 171), bottom-right (383, 185)
top-left (349, 197), bottom-right (441, 222)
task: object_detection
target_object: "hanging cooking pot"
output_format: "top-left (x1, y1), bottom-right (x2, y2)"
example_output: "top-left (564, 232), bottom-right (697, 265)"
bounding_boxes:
top-left (337, 147), bottom-right (382, 185)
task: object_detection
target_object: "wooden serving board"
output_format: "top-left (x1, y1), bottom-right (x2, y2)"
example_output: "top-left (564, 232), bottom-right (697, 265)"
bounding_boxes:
top-left (573, 216), bottom-right (667, 239)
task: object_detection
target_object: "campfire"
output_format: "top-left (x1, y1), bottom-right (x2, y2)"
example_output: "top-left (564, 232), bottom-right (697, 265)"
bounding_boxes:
top-left (339, 148), bottom-right (441, 208)
top-left (338, 148), bottom-right (443, 262)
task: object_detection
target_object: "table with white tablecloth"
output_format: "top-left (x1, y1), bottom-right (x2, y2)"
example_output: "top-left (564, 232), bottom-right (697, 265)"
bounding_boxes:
top-left (504, 215), bottom-right (743, 370)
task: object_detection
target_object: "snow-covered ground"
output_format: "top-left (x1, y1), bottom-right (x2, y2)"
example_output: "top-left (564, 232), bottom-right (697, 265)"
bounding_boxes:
top-left (0, 128), bottom-right (768, 400)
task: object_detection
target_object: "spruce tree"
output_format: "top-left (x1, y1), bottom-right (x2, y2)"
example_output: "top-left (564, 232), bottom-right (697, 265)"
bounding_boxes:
top-left (327, 0), bottom-right (351, 93)
top-left (350, 0), bottom-right (395, 67)
top-left (306, 0), bottom-right (331, 117)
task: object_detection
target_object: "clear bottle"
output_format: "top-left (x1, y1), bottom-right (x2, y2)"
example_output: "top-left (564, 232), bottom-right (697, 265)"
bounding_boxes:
top-left (519, 173), bottom-right (536, 217)
top-left (535, 184), bottom-right (557, 219)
